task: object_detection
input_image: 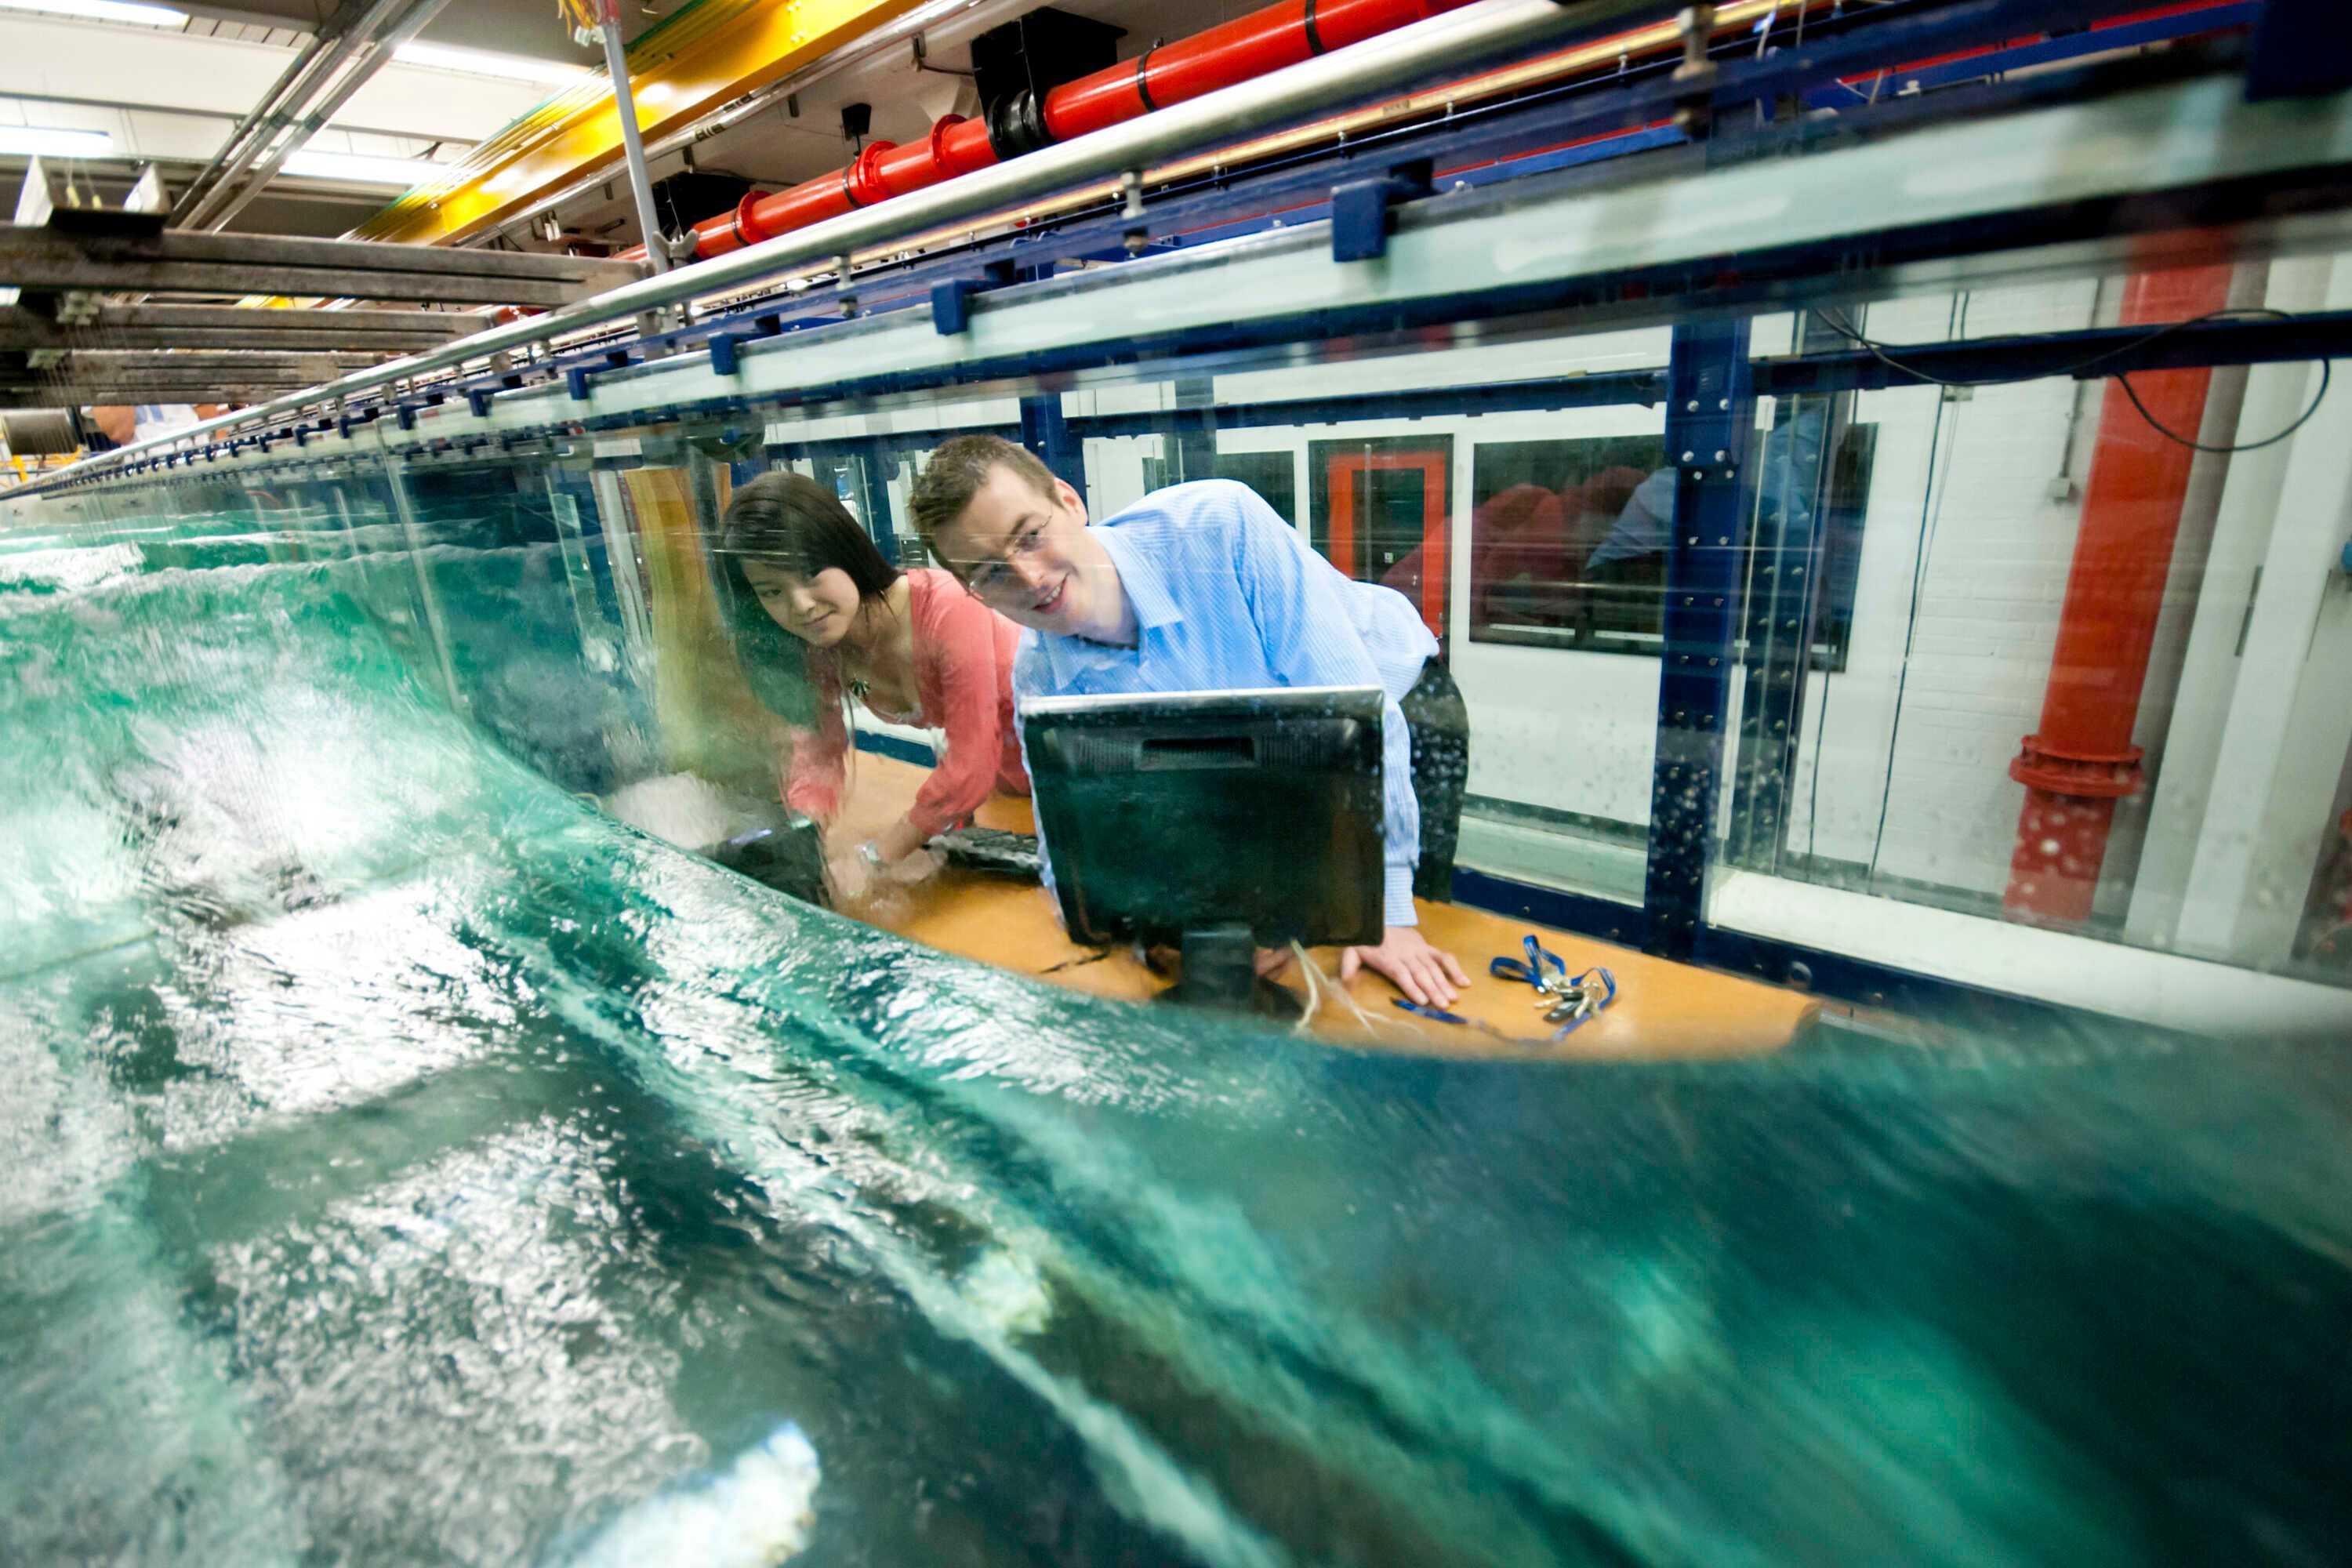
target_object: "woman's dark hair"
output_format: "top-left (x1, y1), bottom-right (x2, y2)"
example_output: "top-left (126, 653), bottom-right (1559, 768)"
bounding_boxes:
top-left (710, 470), bottom-right (902, 724)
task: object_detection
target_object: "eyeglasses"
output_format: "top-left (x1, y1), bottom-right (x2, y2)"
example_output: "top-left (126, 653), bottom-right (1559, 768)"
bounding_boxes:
top-left (960, 517), bottom-right (1048, 597)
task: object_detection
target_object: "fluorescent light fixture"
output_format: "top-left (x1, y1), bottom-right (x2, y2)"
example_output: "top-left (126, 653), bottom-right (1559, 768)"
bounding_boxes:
top-left (393, 42), bottom-right (591, 85)
top-left (281, 148), bottom-right (452, 188)
top-left (0, 0), bottom-right (187, 25)
top-left (0, 125), bottom-right (114, 158)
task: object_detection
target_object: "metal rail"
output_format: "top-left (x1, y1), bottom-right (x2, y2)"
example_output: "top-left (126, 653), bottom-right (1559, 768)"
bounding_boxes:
top-left (52, 0), bottom-right (1671, 481)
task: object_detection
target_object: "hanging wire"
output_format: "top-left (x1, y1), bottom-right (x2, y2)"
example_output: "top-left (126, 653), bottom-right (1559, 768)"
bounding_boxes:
top-left (1813, 306), bottom-right (2334, 454)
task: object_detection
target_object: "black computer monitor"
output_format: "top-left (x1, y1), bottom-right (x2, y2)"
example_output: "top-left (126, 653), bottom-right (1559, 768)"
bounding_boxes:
top-left (1022, 684), bottom-right (1386, 1012)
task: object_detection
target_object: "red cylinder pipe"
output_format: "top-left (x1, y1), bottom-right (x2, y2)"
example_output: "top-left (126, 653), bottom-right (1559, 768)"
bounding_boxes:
top-left (1045, 0), bottom-right (1454, 140)
top-left (640, 0), bottom-right (1472, 263)
top-left (2004, 263), bottom-right (2235, 924)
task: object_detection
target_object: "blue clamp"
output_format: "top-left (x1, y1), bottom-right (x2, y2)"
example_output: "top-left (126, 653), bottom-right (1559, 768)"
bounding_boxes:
top-left (931, 279), bottom-right (981, 336)
top-left (466, 386), bottom-right (495, 419)
top-left (1330, 157), bottom-right (1433, 264)
top-left (710, 330), bottom-right (753, 374)
top-left (396, 401), bottom-right (420, 431)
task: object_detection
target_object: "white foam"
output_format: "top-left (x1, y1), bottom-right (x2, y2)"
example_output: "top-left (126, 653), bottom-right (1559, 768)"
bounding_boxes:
top-left (567, 1422), bottom-right (821, 1568)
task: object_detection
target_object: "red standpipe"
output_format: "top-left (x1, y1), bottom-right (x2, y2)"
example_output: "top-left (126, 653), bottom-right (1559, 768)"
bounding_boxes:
top-left (632, 0), bottom-right (1468, 263)
top-left (2004, 263), bottom-right (2234, 924)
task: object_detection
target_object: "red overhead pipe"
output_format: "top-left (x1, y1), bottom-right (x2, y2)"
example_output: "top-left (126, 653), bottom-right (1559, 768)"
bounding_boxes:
top-left (1044, 0), bottom-right (1450, 140)
top-left (2004, 263), bottom-right (2235, 924)
top-left (630, 0), bottom-right (1471, 263)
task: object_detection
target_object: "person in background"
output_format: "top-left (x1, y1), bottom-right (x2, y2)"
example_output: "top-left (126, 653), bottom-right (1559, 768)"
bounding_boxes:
top-left (82, 405), bottom-right (230, 452)
top-left (909, 434), bottom-right (1471, 1009)
top-left (715, 470), bottom-right (1029, 900)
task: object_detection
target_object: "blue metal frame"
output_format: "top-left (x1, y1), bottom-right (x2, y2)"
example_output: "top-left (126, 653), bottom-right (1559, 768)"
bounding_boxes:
top-left (1642, 319), bottom-right (1754, 961)
top-left (1802, 2), bottom-right (2258, 108)
top-left (61, 0), bottom-right (2270, 479)
top-left (2233, 0), bottom-right (2341, 102)
top-left (28, 2), bottom-right (2335, 1036)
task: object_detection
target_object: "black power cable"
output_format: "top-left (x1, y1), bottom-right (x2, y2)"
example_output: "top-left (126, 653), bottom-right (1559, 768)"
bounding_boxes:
top-left (1813, 306), bottom-right (2332, 455)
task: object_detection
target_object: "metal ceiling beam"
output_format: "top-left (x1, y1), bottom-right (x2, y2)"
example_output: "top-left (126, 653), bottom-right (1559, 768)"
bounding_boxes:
top-left (351, 0), bottom-right (927, 248)
top-left (34, 351), bottom-right (381, 372)
top-left (103, 306), bottom-right (474, 334)
top-left (0, 227), bottom-right (638, 306)
top-left (0, 306), bottom-right (474, 353)
top-left (167, 0), bottom-right (379, 227)
top-left (190, 0), bottom-right (456, 233)
top-left (0, 386), bottom-right (319, 405)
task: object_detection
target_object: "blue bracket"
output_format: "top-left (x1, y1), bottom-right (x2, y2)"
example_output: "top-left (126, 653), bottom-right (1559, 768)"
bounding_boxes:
top-left (396, 402), bottom-right (419, 431)
top-left (572, 347), bottom-right (636, 396)
top-left (1643, 318), bottom-right (1755, 960)
top-left (466, 387), bottom-right (495, 419)
top-left (1330, 158), bottom-right (1432, 263)
top-left (931, 279), bottom-right (980, 336)
top-left (2246, 0), bottom-right (2345, 100)
top-left (930, 261), bottom-right (1018, 335)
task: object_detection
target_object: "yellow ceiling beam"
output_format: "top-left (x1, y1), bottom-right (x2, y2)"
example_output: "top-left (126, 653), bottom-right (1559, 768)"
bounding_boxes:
top-left (354, 0), bottom-right (926, 248)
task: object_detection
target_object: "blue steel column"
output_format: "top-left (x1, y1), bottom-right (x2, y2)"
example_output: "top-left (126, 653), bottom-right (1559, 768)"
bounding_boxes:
top-left (1643, 318), bottom-right (1754, 960)
top-left (855, 442), bottom-right (902, 563)
top-left (1019, 394), bottom-right (1087, 504)
top-left (1726, 387), bottom-right (1835, 873)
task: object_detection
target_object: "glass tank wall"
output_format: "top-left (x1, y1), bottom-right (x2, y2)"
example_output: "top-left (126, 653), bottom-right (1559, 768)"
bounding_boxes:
top-left (43, 260), bottom-right (2342, 1021)
top-left (7, 139), bottom-right (2352, 1566)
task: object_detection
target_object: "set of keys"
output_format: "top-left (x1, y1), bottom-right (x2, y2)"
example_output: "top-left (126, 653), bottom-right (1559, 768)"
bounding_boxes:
top-left (1537, 974), bottom-right (1613, 1028)
top-left (1493, 935), bottom-right (1617, 1038)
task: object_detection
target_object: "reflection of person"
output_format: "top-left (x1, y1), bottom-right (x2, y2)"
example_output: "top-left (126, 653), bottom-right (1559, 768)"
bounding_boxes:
top-left (80, 406), bottom-right (137, 450)
top-left (1582, 466), bottom-right (1676, 579)
top-left (716, 472), bottom-right (1029, 901)
top-left (910, 434), bottom-right (1471, 1008)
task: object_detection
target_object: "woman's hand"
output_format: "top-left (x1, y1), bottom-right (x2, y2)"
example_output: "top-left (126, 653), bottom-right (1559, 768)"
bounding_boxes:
top-left (880, 847), bottom-right (944, 887)
top-left (1341, 926), bottom-right (1470, 1008)
top-left (824, 848), bottom-right (875, 903)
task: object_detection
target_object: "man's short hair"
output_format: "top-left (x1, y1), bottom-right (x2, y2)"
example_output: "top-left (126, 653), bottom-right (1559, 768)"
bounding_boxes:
top-left (909, 434), bottom-right (1058, 561)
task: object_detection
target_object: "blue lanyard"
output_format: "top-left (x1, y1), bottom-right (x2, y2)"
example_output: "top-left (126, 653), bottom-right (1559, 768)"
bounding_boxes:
top-left (1392, 935), bottom-right (1617, 1044)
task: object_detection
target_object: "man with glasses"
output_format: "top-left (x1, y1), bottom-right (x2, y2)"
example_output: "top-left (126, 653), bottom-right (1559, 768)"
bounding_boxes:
top-left (909, 433), bottom-right (1469, 1009)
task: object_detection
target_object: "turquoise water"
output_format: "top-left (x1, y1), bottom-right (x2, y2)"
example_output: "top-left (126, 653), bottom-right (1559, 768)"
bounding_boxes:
top-left (5, 471), bottom-right (2351, 1566)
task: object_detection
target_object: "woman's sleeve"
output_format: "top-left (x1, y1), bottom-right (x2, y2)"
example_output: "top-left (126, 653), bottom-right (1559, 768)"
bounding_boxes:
top-left (783, 675), bottom-right (848, 821)
top-left (907, 590), bottom-right (1011, 838)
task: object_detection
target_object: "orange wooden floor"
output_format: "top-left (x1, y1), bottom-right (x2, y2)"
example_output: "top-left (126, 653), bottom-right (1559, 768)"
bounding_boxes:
top-left (829, 754), bottom-right (1817, 1059)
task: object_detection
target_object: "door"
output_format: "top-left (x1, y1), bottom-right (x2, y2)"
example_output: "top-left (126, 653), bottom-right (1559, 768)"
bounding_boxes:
top-left (1309, 436), bottom-right (1453, 640)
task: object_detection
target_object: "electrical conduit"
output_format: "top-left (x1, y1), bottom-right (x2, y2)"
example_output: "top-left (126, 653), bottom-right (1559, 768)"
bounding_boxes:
top-left (2005, 263), bottom-right (2236, 924)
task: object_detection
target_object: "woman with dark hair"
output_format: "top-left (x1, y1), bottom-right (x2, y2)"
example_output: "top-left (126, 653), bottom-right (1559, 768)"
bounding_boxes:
top-left (715, 470), bottom-right (1029, 899)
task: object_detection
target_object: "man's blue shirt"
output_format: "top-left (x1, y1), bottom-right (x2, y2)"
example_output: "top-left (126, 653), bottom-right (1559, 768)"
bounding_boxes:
top-left (1012, 479), bottom-right (1439, 926)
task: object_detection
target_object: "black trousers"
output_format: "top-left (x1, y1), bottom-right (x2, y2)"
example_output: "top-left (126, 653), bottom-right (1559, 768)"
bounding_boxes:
top-left (1400, 657), bottom-right (1468, 902)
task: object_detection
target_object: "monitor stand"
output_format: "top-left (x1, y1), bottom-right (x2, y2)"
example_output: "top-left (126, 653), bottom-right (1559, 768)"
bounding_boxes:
top-left (1157, 921), bottom-right (1305, 1021)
